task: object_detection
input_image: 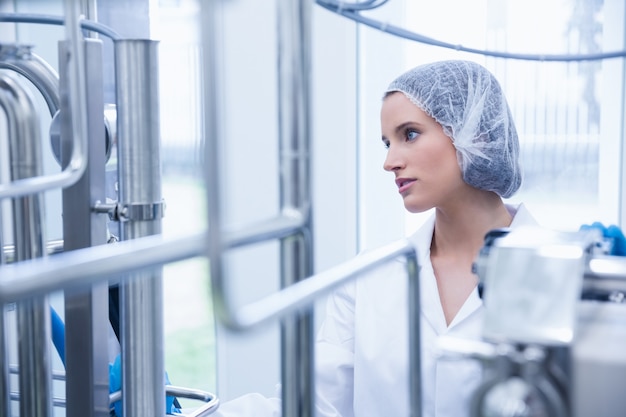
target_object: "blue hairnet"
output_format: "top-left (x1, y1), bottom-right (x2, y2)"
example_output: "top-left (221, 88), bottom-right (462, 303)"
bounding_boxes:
top-left (385, 60), bottom-right (521, 198)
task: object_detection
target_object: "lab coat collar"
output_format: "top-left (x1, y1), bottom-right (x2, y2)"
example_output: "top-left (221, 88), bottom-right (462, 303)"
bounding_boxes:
top-left (408, 203), bottom-right (538, 333)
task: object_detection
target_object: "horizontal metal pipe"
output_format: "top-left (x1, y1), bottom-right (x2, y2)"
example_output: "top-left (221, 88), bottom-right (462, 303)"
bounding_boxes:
top-left (1, 233), bottom-right (624, 309)
top-left (2, 240), bottom-right (64, 262)
top-left (109, 386), bottom-right (220, 417)
top-left (584, 256), bottom-right (626, 294)
top-left (0, 232), bottom-right (206, 304)
top-left (9, 365), bottom-right (65, 381)
top-left (587, 255), bottom-right (626, 277)
top-left (216, 238), bottom-right (416, 330)
top-left (9, 392), bottom-right (66, 408)
top-left (0, 13), bottom-right (122, 40)
top-left (224, 213), bottom-right (306, 249)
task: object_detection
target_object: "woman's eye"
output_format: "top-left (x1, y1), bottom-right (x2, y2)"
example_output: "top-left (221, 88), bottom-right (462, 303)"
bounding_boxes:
top-left (406, 130), bottom-right (420, 142)
top-left (382, 140), bottom-right (390, 149)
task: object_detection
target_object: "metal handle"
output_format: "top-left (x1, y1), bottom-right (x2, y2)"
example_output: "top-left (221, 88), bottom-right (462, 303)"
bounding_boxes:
top-left (109, 385), bottom-right (220, 417)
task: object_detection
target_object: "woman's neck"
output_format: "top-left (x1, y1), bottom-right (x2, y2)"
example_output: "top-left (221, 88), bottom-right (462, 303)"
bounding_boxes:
top-left (430, 192), bottom-right (513, 259)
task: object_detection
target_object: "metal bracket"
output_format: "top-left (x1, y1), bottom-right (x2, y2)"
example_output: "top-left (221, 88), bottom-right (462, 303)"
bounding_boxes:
top-left (93, 200), bottom-right (166, 222)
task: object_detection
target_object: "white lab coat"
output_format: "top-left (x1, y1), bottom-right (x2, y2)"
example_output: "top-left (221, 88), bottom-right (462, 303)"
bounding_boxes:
top-left (213, 203), bottom-right (537, 417)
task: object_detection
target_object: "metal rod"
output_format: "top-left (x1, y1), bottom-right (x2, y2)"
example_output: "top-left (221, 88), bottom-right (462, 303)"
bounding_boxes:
top-left (114, 38), bottom-right (165, 417)
top-left (0, 232), bottom-right (205, 304)
top-left (110, 386), bottom-right (220, 417)
top-left (1, 72), bottom-right (52, 417)
top-left (224, 213), bottom-right (306, 250)
top-left (585, 256), bottom-right (626, 293)
top-left (2, 239), bottom-right (64, 262)
top-left (407, 251), bottom-right (422, 417)
top-left (232, 239), bottom-right (418, 328)
top-left (0, 1), bottom-right (88, 200)
top-left (0, 13), bottom-right (122, 40)
top-left (0, 307), bottom-right (9, 417)
top-left (275, 0), bottom-right (314, 415)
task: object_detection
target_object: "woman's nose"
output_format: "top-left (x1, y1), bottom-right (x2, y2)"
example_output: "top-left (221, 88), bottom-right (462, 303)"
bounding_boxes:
top-left (383, 146), bottom-right (404, 172)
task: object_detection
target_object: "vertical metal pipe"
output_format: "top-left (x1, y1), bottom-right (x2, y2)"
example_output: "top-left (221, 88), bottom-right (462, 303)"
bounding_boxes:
top-left (0, 307), bottom-right (8, 417)
top-left (0, 75), bottom-right (13, 417)
top-left (114, 39), bottom-right (165, 417)
top-left (0, 73), bottom-right (52, 417)
top-left (200, 1), bottom-right (227, 318)
top-left (407, 254), bottom-right (422, 417)
top-left (59, 39), bottom-right (111, 417)
top-left (276, 0), bottom-right (314, 416)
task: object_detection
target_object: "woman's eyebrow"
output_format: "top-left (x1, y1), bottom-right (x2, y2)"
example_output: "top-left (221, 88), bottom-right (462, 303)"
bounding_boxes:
top-left (394, 121), bottom-right (424, 134)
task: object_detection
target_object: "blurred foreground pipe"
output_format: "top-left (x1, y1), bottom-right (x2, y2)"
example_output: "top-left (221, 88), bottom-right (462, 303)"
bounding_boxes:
top-left (1, 71), bottom-right (51, 417)
top-left (114, 38), bottom-right (164, 417)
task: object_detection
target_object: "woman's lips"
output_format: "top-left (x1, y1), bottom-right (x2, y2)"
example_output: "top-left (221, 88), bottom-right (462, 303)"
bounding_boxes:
top-left (396, 178), bottom-right (416, 194)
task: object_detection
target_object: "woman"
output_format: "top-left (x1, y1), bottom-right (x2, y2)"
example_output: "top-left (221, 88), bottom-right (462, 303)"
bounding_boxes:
top-left (214, 60), bottom-right (537, 417)
top-left (314, 60), bottom-right (536, 417)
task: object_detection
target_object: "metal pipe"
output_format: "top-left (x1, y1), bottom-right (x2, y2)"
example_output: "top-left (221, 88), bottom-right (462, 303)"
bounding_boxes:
top-left (0, 1), bottom-right (88, 200)
top-left (0, 232), bottom-right (205, 303)
top-left (223, 239), bottom-right (418, 328)
top-left (0, 14), bottom-right (122, 40)
top-left (59, 38), bottom-right (110, 417)
top-left (114, 38), bottom-right (164, 417)
top-left (200, 2), bottom-right (424, 415)
top-left (224, 213), bottom-right (306, 250)
top-left (585, 255), bottom-right (626, 294)
top-left (111, 386), bottom-right (220, 417)
top-left (2, 239), bottom-right (64, 262)
top-left (0, 44), bottom-right (60, 116)
top-left (276, 0), bottom-right (315, 415)
top-left (1, 72), bottom-right (52, 417)
top-left (0, 307), bottom-right (8, 417)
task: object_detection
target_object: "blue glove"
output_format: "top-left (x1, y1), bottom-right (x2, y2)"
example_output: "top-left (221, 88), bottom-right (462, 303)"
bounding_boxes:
top-left (50, 307), bottom-right (66, 366)
top-left (580, 222), bottom-right (626, 256)
top-left (109, 354), bottom-right (181, 416)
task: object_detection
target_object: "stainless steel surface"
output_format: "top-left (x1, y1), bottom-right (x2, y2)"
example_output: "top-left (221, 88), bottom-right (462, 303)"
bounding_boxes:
top-left (115, 38), bottom-right (165, 417)
top-left (2, 239), bottom-right (64, 262)
top-left (110, 385), bottom-right (221, 416)
top-left (572, 302), bottom-right (626, 417)
top-left (277, 0), bottom-right (314, 415)
top-left (585, 255), bottom-right (626, 293)
top-left (0, 307), bottom-right (9, 417)
top-left (481, 226), bottom-right (592, 345)
top-left (60, 39), bottom-right (111, 417)
top-left (0, 44), bottom-right (60, 115)
top-left (224, 213), bottom-right (306, 250)
top-left (0, 1), bottom-right (88, 199)
top-left (407, 248), bottom-right (422, 417)
top-left (199, 1), bottom-right (425, 415)
top-left (230, 239), bottom-right (417, 327)
top-left (2, 70), bottom-right (52, 416)
top-left (0, 232), bottom-right (205, 303)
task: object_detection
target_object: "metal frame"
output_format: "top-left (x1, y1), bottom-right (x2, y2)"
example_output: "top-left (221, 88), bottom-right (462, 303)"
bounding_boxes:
top-left (0, 0), bottom-right (421, 416)
top-left (1, 1), bottom-right (626, 416)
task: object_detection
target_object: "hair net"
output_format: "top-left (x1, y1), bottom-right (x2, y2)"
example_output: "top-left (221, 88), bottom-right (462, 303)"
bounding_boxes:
top-left (385, 60), bottom-right (521, 198)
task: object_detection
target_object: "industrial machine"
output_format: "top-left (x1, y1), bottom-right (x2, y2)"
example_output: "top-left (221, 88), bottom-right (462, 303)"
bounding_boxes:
top-left (438, 226), bottom-right (626, 417)
top-left (0, 1), bottom-right (625, 417)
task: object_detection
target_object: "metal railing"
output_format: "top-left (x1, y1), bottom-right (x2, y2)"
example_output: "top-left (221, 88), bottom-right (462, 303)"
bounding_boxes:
top-left (1, 1), bottom-right (626, 416)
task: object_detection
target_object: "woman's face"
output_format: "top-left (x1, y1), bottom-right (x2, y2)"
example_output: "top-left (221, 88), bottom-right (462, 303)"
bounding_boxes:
top-left (380, 92), bottom-right (466, 213)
